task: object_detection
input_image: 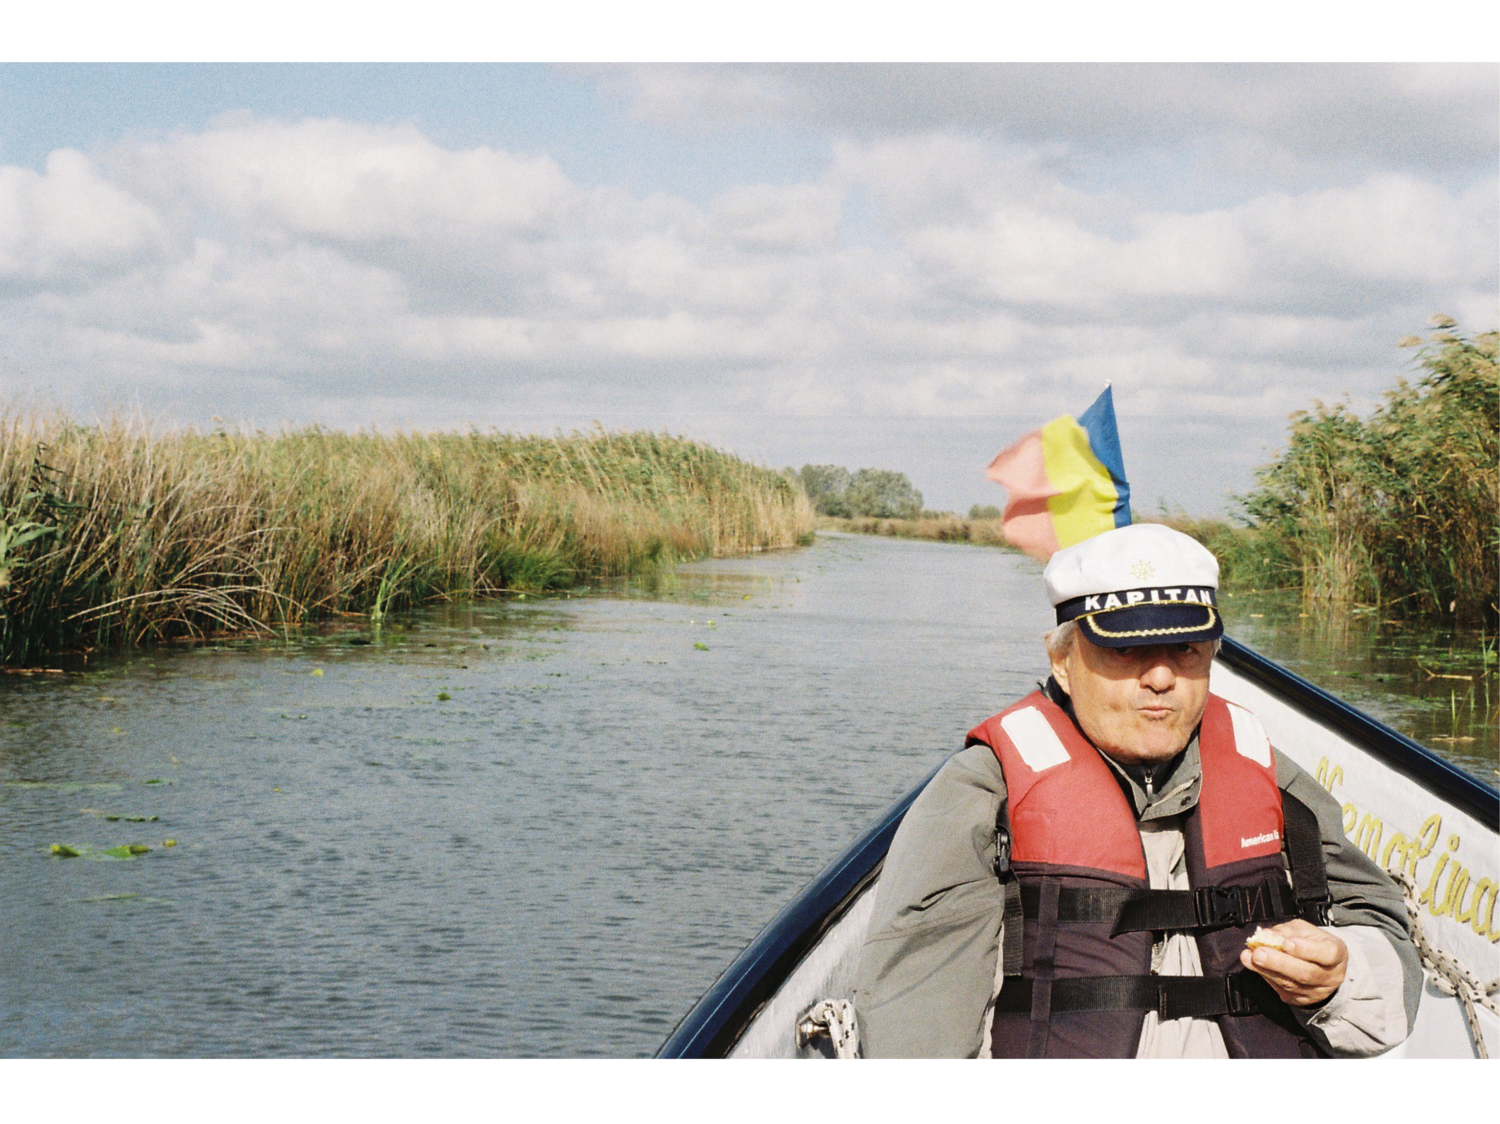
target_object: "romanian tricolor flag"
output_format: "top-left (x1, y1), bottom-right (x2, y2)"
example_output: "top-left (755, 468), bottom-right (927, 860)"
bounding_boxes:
top-left (984, 386), bottom-right (1132, 561)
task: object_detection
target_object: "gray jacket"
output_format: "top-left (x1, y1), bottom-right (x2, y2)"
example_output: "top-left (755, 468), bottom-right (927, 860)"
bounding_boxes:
top-left (851, 699), bottom-right (1423, 1058)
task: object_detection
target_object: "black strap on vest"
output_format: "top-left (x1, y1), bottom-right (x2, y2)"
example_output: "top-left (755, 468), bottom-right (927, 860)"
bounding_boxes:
top-left (1281, 792), bottom-right (1333, 925)
top-left (994, 808), bottom-right (1025, 977)
top-left (1014, 792), bottom-right (1334, 935)
top-left (994, 970), bottom-right (1281, 1021)
top-left (1017, 877), bottom-right (1300, 935)
top-left (1113, 877), bottom-right (1298, 934)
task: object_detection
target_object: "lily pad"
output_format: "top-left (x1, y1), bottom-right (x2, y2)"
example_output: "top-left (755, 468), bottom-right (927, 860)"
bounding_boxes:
top-left (49, 841), bottom-right (152, 860)
top-left (99, 844), bottom-right (152, 859)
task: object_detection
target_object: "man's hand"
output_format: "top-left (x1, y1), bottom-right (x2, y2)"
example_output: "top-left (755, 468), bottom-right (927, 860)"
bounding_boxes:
top-left (1239, 920), bottom-right (1348, 1007)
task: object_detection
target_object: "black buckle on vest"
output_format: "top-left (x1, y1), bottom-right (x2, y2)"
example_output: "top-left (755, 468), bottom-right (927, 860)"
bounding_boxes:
top-left (1300, 898), bottom-right (1332, 926)
top-left (1154, 973), bottom-right (1266, 1021)
top-left (1195, 886), bottom-right (1244, 929)
top-left (1224, 971), bottom-right (1264, 1017)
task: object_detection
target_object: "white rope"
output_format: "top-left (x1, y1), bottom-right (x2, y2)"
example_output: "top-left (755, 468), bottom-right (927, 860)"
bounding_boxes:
top-left (796, 999), bottom-right (861, 1059)
top-left (1395, 871), bottom-right (1500, 1058)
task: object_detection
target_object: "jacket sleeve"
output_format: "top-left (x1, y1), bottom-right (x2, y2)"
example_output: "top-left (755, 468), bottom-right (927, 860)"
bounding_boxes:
top-left (1275, 750), bottom-right (1423, 1056)
top-left (851, 744), bottom-right (1008, 1058)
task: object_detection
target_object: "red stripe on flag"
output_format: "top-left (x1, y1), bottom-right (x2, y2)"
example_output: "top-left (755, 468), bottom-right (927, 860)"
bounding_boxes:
top-left (985, 430), bottom-right (1061, 561)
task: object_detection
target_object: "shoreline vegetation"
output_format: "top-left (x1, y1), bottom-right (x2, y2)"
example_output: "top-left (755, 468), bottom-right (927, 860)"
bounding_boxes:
top-left (1, 321), bottom-right (1489, 665)
top-left (819, 512), bottom-right (1011, 547)
top-left (0, 421), bottom-right (813, 666)
top-left (813, 321), bottom-right (1499, 627)
top-left (1186, 322), bottom-right (1497, 626)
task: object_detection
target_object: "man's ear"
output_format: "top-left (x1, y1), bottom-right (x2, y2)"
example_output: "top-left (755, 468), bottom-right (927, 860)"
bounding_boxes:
top-left (1050, 648), bottom-right (1071, 695)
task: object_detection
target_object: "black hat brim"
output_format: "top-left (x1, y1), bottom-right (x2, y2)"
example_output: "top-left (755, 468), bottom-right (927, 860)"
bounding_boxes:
top-left (1077, 603), bottom-right (1223, 649)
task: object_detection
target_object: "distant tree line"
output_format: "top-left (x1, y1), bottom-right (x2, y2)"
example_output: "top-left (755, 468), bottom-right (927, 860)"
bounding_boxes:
top-left (795, 464), bottom-right (925, 519)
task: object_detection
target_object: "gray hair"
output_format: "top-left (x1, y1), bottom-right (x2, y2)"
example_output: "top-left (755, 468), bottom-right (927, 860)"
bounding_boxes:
top-left (1044, 619), bottom-right (1222, 663)
top-left (1044, 620), bottom-right (1081, 663)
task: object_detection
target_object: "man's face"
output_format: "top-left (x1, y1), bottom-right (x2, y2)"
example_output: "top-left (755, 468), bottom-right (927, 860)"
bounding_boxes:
top-left (1051, 634), bottom-right (1213, 765)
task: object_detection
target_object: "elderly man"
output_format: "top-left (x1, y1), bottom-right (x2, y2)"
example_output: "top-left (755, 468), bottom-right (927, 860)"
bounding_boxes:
top-left (851, 524), bottom-right (1421, 1058)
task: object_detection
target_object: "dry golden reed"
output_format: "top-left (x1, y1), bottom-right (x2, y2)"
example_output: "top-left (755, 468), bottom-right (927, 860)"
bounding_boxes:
top-left (0, 417), bottom-right (813, 664)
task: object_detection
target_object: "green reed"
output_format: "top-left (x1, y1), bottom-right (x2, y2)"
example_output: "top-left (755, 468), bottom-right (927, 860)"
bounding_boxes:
top-left (0, 418), bottom-right (814, 665)
top-left (1177, 319), bottom-right (1498, 625)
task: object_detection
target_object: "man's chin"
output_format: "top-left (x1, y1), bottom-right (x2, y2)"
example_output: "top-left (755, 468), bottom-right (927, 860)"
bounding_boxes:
top-left (1123, 729), bottom-right (1191, 762)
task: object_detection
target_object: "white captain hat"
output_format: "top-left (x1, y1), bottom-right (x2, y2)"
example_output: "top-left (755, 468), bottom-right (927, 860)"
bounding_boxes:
top-left (1043, 523), bottom-right (1223, 648)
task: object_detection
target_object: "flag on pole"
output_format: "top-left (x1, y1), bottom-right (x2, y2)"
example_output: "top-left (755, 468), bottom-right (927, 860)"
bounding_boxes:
top-left (984, 386), bottom-right (1132, 561)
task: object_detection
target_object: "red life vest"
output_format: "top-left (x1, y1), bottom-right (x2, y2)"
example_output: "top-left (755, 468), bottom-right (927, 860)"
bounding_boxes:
top-left (966, 689), bottom-right (1326, 1059)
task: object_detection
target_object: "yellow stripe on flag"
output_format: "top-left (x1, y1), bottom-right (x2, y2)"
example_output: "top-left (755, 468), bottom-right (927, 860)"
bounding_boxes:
top-left (1039, 415), bottom-right (1121, 549)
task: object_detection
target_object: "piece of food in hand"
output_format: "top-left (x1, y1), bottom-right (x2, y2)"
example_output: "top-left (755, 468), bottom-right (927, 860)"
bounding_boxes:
top-left (1245, 927), bottom-right (1287, 951)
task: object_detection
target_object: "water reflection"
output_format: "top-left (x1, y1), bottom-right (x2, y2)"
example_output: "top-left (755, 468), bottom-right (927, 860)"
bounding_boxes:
top-left (1220, 590), bottom-right (1497, 780)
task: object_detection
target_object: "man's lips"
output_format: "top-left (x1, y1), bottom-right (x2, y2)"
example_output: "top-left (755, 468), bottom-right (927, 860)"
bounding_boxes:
top-left (1138, 703), bottom-right (1176, 719)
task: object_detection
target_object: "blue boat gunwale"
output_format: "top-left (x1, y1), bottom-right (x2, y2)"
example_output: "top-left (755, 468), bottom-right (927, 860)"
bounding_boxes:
top-left (656, 638), bottom-right (1499, 1058)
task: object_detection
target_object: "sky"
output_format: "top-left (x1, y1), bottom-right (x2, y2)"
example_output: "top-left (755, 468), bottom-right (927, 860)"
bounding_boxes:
top-left (3, 17), bottom-right (1497, 516)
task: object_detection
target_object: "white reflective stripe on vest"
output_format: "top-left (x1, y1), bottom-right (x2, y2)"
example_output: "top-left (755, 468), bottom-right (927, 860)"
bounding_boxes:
top-left (1226, 702), bottom-right (1272, 767)
top-left (999, 707), bottom-right (1071, 771)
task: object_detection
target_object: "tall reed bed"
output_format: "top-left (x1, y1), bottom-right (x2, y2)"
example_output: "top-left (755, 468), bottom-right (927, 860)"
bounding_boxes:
top-left (1178, 320), bottom-right (1498, 623)
top-left (0, 418), bottom-right (814, 664)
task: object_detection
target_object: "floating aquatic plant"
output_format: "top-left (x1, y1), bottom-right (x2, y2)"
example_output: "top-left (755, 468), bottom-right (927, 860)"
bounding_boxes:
top-left (49, 842), bottom-right (152, 860)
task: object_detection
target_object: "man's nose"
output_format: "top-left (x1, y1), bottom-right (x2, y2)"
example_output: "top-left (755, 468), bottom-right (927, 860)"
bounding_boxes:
top-left (1140, 654), bottom-right (1176, 691)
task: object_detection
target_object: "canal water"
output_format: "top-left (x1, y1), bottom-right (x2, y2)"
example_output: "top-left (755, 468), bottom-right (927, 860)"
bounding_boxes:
top-left (1218, 590), bottom-right (1496, 783)
top-left (1, 533), bottom-right (1048, 1058)
top-left (1, 532), bottom-right (1493, 1057)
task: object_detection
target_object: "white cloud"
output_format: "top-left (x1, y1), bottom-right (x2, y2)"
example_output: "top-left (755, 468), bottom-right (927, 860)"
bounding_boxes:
top-left (0, 149), bottom-right (162, 282)
top-left (0, 100), bottom-right (1493, 506)
top-left (599, 63), bottom-right (1499, 186)
top-left (709, 183), bottom-right (843, 251)
top-left (114, 117), bottom-right (578, 245)
top-left (865, 147), bottom-right (1497, 319)
top-left (600, 65), bottom-right (794, 132)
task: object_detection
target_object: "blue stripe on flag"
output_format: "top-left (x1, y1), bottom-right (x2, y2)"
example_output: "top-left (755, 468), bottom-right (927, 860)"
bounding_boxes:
top-left (1077, 386), bottom-right (1132, 528)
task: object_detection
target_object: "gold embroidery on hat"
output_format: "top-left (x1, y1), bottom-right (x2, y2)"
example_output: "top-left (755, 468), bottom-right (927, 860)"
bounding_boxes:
top-left (1130, 560), bottom-right (1156, 581)
top-left (1083, 606), bottom-right (1218, 639)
